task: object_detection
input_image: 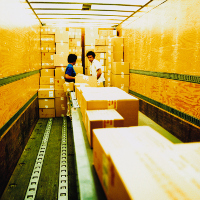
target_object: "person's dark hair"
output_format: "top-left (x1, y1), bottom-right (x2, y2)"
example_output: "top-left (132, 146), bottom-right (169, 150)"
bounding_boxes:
top-left (68, 54), bottom-right (77, 63)
top-left (86, 51), bottom-right (95, 58)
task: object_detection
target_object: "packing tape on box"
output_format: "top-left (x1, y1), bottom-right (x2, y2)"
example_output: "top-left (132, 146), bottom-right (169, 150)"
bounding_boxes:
top-left (45, 69), bottom-right (48, 72)
top-left (44, 99), bottom-right (48, 101)
top-left (107, 83), bottom-right (111, 87)
top-left (108, 100), bottom-right (117, 109)
top-left (103, 120), bottom-right (114, 128)
top-left (45, 105), bottom-right (48, 108)
top-left (50, 55), bottom-right (54, 60)
top-left (121, 62), bottom-right (124, 65)
top-left (61, 76), bottom-right (64, 79)
top-left (108, 77), bottom-right (110, 82)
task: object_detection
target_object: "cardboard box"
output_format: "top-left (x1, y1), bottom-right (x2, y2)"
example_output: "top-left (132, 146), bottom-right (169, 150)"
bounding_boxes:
top-left (112, 62), bottom-right (129, 75)
top-left (39, 99), bottom-right (55, 108)
top-left (55, 30), bottom-right (69, 43)
top-left (99, 30), bottom-right (108, 37)
top-left (112, 37), bottom-right (124, 52)
top-left (55, 79), bottom-right (65, 89)
top-left (75, 47), bottom-right (82, 55)
top-left (75, 29), bottom-right (82, 39)
top-left (106, 38), bottom-right (113, 46)
top-left (41, 35), bottom-right (55, 44)
top-left (86, 109), bottom-right (124, 148)
top-left (105, 64), bottom-right (112, 73)
top-left (107, 30), bottom-right (117, 37)
top-left (48, 44), bottom-right (56, 53)
top-left (41, 44), bottom-right (49, 53)
top-left (111, 74), bottom-right (129, 88)
top-left (63, 82), bottom-right (74, 92)
top-left (74, 66), bottom-right (83, 74)
top-left (40, 85), bottom-right (55, 89)
top-left (95, 39), bottom-right (106, 46)
top-left (55, 67), bottom-right (65, 79)
top-left (95, 53), bottom-right (106, 60)
top-left (93, 126), bottom-right (175, 198)
top-left (42, 52), bottom-right (54, 63)
top-left (55, 89), bottom-right (66, 98)
top-left (41, 27), bottom-right (48, 35)
top-left (54, 54), bottom-right (68, 66)
top-left (95, 46), bottom-right (106, 53)
top-left (39, 108), bottom-right (55, 118)
top-left (74, 83), bottom-right (89, 99)
top-left (69, 47), bottom-right (76, 54)
top-left (82, 89), bottom-right (138, 127)
top-left (55, 97), bottom-right (67, 117)
top-left (113, 51), bottom-right (123, 62)
top-left (41, 63), bottom-right (55, 69)
top-left (75, 75), bottom-right (97, 87)
top-left (40, 76), bottom-right (55, 85)
top-left (38, 89), bottom-right (55, 98)
top-left (41, 69), bottom-right (55, 77)
top-left (69, 28), bottom-right (75, 39)
top-left (69, 38), bottom-right (81, 47)
top-left (56, 43), bottom-right (69, 54)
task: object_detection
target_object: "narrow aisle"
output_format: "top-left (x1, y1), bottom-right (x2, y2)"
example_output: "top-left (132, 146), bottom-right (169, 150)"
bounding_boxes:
top-left (1, 117), bottom-right (77, 200)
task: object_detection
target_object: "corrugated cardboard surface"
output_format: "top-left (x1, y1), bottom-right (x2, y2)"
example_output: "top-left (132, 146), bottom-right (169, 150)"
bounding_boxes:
top-left (38, 88), bottom-right (55, 98)
top-left (38, 99), bottom-right (55, 108)
top-left (55, 97), bottom-right (67, 117)
top-left (39, 108), bottom-right (55, 118)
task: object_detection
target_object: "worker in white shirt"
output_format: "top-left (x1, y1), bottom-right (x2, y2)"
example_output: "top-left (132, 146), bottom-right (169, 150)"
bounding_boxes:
top-left (86, 51), bottom-right (105, 83)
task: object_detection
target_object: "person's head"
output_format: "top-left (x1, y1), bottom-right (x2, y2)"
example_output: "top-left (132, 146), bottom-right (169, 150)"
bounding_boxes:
top-left (86, 51), bottom-right (95, 63)
top-left (68, 54), bottom-right (77, 65)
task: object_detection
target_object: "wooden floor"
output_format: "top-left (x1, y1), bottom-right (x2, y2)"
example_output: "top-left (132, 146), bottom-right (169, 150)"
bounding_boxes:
top-left (0, 111), bottom-right (182, 200)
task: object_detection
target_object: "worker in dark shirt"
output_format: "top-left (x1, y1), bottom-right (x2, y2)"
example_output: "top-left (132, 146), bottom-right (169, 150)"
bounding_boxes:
top-left (65, 54), bottom-right (77, 82)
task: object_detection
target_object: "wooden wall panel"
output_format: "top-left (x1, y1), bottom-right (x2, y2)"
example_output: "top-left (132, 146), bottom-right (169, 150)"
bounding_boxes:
top-left (0, 73), bottom-right (40, 130)
top-left (0, 0), bottom-right (41, 79)
top-left (118, 0), bottom-right (200, 76)
top-left (130, 73), bottom-right (200, 120)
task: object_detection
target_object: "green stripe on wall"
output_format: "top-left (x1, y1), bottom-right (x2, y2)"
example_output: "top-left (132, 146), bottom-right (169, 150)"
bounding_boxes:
top-left (129, 90), bottom-right (200, 127)
top-left (130, 69), bottom-right (200, 84)
top-left (0, 93), bottom-right (38, 138)
top-left (0, 70), bottom-right (40, 87)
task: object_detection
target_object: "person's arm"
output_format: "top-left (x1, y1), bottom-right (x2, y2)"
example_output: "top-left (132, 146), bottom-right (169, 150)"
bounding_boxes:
top-left (65, 74), bottom-right (75, 80)
top-left (97, 68), bottom-right (102, 79)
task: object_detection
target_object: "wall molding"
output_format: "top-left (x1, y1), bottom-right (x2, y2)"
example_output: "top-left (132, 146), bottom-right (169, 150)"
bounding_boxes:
top-left (0, 93), bottom-right (38, 138)
top-left (129, 90), bottom-right (200, 128)
top-left (130, 69), bottom-right (200, 84)
top-left (0, 70), bottom-right (40, 87)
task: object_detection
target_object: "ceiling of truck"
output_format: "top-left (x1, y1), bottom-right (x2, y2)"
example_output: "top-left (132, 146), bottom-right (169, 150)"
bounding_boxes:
top-left (27, 0), bottom-right (154, 27)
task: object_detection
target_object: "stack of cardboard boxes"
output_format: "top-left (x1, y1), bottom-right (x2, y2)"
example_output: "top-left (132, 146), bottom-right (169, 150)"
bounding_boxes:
top-left (39, 27), bottom-right (56, 118)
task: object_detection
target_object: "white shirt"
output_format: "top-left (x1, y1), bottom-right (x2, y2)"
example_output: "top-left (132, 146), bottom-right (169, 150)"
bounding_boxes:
top-left (90, 59), bottom-right (105, 82)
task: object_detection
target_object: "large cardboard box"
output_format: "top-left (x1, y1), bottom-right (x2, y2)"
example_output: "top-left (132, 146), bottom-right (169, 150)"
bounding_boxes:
top-left (41, 69), bottom-right (55, 77)
top-left (39, 108), bottom-right (55, 118)
top-left (40, 76), bottom-right (55, 85)
top-left (55, 67), bottom-right (65, 79)
top-left (55, 89), bottom-right (66, 98)
top-left (112, 37), bottom-right (124, 52)
top-left (95, 46), bottom-right (106, 53)
top-left (74, 66), bottom-right (83, 74)
top-left (42, 63), bottom-right (55, 69)
top-left (48, 44), bottom-right (56, 53)
top-left (93, 126), bottom-right (175, 198)
top-left (40, 85), bottom-right (54, 89)
top-left (41, 44), bottom-right (49, 53)
top-left (82, 89), bottom-right (138, 127)
top-left (74, 83), bottom-right (89, 99)
top-left (38, 99), bottom-right (55, 108)
top-left (41, 35), bottom-right (55, 44)
top-left (55, 79), bottom-right (65, 89)
top-left (95, 39), bottom-right (106, 46)
top-left (111, 74), bottom-right (129, 88)
top-left (86, 109), bottom-right (124, 148)
top-left (112, 62), bottom-right (129, 75)
top-left (42, 52), bottom-right (54, 63)
top-left (69, 38), bottom-right (81, 47)
top-left (56, 43), bottom-right (69, 54)
top-left (63, 82), bottom-right (74, 92)
top-left (38, 89), bottom-right (55, 98)
top-left (55, 97), bottom-right (67, 117)
top-left (75, 75), bottom-right (97, 87)
top-left (55, 30), bottom-right (69, 43)
top-left (113, 51), bottom-right (123, 62)
top-left (54, 54), bottom-right (68, 66)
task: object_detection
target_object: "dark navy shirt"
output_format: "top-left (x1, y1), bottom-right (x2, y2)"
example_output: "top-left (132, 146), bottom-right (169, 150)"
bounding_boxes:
top-left (65, 64), bottom-right (76, 82)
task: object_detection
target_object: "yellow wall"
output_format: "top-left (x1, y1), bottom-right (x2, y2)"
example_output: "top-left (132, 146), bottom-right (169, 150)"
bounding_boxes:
top-left (118, 0), bottom-right (200, 124)
top-left (0, 0), bottom-right (41, 132)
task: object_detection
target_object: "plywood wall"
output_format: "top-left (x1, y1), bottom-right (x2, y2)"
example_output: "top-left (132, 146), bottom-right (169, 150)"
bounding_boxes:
top-left (117, 0), bottom-right (200, 136)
